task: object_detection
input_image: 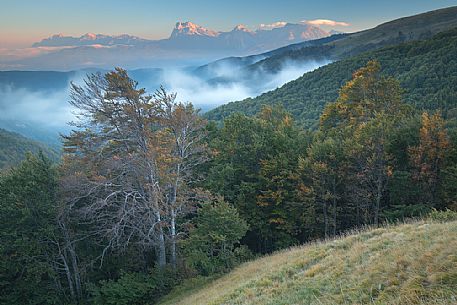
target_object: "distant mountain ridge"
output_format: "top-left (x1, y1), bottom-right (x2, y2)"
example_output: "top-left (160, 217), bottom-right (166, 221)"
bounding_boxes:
top-left (3, 20), bottom-right (332, 70)
top-left (32, 21), bottom-right (330, 52)
top-left (32, 33), bottom-right (150, 47)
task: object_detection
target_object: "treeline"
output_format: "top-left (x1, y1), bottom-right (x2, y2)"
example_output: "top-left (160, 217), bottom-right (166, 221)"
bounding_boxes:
top-left (1, 62), bottom-right (457, 304)
top-left (206, 28), bottom-right (457, 129)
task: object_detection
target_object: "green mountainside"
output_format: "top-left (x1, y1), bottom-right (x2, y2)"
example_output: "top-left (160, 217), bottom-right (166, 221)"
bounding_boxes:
top-left (0, 128), bottom-right (59, 170)
top-left (206, 27), bottom-right (457, 128)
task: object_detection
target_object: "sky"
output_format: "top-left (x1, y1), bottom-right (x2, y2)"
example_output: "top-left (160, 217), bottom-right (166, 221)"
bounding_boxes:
top-left (1, 0), bottom-right (457, 48)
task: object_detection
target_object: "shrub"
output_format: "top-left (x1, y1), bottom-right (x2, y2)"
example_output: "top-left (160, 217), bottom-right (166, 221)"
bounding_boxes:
top-left (428, 208), bottom-right (457, 222)
top-left (89, 268), bottom-right (181, 305)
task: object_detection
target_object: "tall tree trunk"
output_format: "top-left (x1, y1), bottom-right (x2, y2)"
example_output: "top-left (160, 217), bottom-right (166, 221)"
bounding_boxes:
top-left (332, 178), bottom-right (337, 236)
top-left (169, 163), bottom-right (180, 269)
top-left (170, 210), bottom-right (177, 268)
top-left (61, 221), bottom-right (82, 301)
top-left (149, 178), bottom-right (166, 268)
top-left (155, 210), bottom-right (167, 268)
top-left (323, 200), bottom-right (328, 238)
top-left (69, 246), bottom-right (82, 300)
top-left (50, 258), bottom-right (64, 299)
top-left (374, 173), bottom-right (382, 226)
top-left (61, 253), bottom-right (76, 302)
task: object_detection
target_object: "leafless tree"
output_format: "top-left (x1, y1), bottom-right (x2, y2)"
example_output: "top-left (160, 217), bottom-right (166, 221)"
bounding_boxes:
top-left (61, 69), bottom-right (207, 268)
top-left (158, 88), bottom-right (207, 267)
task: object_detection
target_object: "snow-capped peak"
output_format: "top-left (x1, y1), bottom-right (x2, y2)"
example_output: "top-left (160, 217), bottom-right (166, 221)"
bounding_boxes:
top-left (232, 24), bottom-right (252, 32)
top-left (170, 21), bottom-right (219, 38)
top-left (81, 33), bottom-right (97, 40)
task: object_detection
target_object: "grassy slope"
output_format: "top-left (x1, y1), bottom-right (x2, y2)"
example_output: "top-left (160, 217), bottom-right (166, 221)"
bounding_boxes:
top-left (329, 6), bottom-right (457, 58)
top-left (160, 220), bottom-right (457, 305)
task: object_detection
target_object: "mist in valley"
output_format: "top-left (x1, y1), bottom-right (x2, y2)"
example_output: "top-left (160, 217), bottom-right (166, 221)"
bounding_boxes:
top-left (0, 58), bottom-right (330, 144)
top-left (159, 59), bottom-right (330, 108)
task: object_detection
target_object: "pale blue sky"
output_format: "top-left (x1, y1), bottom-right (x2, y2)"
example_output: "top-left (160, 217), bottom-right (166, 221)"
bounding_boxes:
top-left (1, 0), bottom-right (456, 48)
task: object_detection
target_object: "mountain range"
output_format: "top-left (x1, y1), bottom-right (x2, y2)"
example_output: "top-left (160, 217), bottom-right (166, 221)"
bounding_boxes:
top-left (1, 21), bottom-right (331, 70)
top-left (32, 21), bottom-right (329, 50)
top-left (31, 33), bottom-right (151, 47)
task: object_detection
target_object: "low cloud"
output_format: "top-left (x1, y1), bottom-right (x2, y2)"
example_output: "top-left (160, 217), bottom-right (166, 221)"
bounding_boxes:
top-left (0, 46), bottom-right (74, 61)
top-left (155, 59), bottom-right (331, 110)
top-left (0, 85), bottom-right (74, 128)
top-left (259, 60), bottom-right (330, 91)
top-left (0, 58), bottom-right (331, 139)
top-left (302, 19), bottom-right (350, 27)
top-left (158, 68), bottom-right (252, 108)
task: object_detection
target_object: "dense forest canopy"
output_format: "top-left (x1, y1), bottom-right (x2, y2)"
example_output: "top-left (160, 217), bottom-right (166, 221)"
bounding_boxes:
top-left (2, 58), bottom-right (457, 304)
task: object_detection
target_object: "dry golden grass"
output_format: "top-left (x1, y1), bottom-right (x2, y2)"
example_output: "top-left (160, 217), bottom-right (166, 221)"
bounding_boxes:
top-left (159, 220), bottom-right (457, 305)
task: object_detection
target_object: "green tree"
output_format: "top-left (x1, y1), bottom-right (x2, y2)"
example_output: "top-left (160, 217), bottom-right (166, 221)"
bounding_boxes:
top-left (300, 135), bottom-right (346, 237)
top-left (183, 198), bottom-right (249, 276)
top-left (205, 107), bottom-right (312, 252)
top-left (255, 108), bottom-right (313, 248)
top-left (89, 270), bottom-right (181, 305)
top-left (0, 153), bottom-right (61, 305)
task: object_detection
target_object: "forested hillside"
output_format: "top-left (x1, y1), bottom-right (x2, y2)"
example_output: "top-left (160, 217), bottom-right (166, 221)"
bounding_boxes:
top-left (206, 28), bottom-right (457, 128)
top-left (0, 128), bottom-right (59, 170)
top-left (194, 33), bottom-right (346, 79)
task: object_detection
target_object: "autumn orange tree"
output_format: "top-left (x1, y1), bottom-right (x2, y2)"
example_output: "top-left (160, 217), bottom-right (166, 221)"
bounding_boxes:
top-left (319, 60), bottom-right (411, 225)
top-left (409, 111), bottom-right (449, 206)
